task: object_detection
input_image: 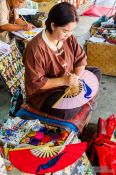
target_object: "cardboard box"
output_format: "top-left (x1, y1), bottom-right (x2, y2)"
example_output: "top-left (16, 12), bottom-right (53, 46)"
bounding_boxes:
top-left (86, 41), bottom-right (116, 76)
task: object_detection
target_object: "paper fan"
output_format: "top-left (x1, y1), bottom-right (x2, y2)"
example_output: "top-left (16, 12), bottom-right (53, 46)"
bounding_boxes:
top-left (9, 142), bottom-right (87, 174)
top-left (31, 145), bottom-right (64, 158)
top-left (52, 70), bottom-right (99, 109)
top-left (64, 83), bottom-right (83, 97)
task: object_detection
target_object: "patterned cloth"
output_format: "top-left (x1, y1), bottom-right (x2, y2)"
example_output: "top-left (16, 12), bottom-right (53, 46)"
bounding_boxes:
top-left (0, 39), bottom-right (25, 96)
top-left (51, 153), bottom-right (95, 175)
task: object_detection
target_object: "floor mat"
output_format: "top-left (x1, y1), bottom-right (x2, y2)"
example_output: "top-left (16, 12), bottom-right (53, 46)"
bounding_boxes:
top-left (81, 5), bottom-right (116, 17)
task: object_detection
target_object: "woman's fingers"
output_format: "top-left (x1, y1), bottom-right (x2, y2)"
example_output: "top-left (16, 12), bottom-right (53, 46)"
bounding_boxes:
top-left (62, 74), bottom-right (79, 87)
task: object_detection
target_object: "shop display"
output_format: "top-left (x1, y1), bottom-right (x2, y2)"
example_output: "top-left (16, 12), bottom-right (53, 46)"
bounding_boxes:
top-left (90, 15), bottom-right (116, 36)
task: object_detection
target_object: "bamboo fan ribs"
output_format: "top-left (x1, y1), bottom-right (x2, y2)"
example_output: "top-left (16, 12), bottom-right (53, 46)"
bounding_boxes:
top-left (31, 145), bottom-right (65, 158)
top-left (64, 83), bottom-right (82, 98)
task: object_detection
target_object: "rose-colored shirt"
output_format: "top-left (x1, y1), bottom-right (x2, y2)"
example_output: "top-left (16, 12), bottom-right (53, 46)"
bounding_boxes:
top-left (23, 30), bottom-right (87, 112)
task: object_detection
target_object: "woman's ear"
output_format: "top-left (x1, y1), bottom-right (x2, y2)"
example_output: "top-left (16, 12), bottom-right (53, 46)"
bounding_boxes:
top-left (51, 23), bottom-right (55, 31)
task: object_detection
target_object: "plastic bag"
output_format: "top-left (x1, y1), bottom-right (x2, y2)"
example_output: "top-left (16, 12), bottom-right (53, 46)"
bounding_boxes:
top-left (95, 114), bottom-right (116, 175)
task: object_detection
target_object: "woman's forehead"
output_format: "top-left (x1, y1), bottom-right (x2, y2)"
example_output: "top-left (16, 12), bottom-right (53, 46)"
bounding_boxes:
top-left (59, 22), bottom-right (77, 30)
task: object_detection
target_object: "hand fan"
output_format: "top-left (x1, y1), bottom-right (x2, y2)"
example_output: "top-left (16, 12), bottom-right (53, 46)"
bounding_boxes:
top-left (52, 70), bottom-right (99, 109)
top-left (31, 145), bottom-right (64, 158)
top-left (9, 142), bottom-right (87, 174)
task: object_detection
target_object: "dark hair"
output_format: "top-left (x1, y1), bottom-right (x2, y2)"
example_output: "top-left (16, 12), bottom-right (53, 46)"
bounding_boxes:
top-left (45, 2), bottom-right (79, 33)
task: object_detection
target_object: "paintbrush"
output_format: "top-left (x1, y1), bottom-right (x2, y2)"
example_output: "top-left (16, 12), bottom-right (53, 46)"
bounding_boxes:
top-left (20, 15), bottom-right (31, 40)
top-left (52, 71), bottom-right (81, 108)
top-left (20, 14), bottom-right (28, 24)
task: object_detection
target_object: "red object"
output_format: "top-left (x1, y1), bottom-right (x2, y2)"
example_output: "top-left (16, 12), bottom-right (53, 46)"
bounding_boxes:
top-left (35, 132), bottom-right (44, 140)
top-left (98, 114), bottom-right (116, 139)
top-left (61, 130), bottom-right (69, 141)
top-left (68, 99), bottom-right (95, 133)
top-left (95, 138), bottom-right (116, 175)
top-left (41, 135), bottom-right (51, 143)
top-left (9, 142), bottom-right (87, 174)
top-left (95, 114), bottom-right (116, 175)
top-left (0, 146), bottom-right (4, 158)
top-left (81, 5), bottom-right (116, 17)
top-left (6, 165), bottom-right (13, 171)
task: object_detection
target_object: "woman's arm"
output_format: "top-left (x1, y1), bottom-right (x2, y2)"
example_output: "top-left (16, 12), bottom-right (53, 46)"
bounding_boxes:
top-left (40, 74), bottom-right (79, 90)
top-left (0, 23), bottom-right (34, 31)
top-left (0, 23), bottom-right (24, 31)
top-left (40, 77), bottom-right (65, 90)
top-left (14, 8), bottom-right (35, 29)
top-left (15, 18), bottom-right (26, 25)
top-left (15, 18), bottom-right (35, 29)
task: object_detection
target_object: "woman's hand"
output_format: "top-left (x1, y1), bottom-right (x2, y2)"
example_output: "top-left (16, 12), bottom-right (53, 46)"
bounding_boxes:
top-left (28, 23), bottom-right (36, 29)
top-left (22, 23), bottom-right (36, 31)
top-left (62, 74), bottom-right (79, 87)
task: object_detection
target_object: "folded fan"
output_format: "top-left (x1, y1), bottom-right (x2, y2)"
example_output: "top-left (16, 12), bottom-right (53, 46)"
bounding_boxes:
top-left (31, 145), bottom-right (64, 158)
top-left (9, 142), bottom-right (87, 174)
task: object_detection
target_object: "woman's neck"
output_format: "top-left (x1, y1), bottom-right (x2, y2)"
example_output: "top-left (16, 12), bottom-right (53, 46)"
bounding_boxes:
top-left (45, 30), bottom-right (59, 46)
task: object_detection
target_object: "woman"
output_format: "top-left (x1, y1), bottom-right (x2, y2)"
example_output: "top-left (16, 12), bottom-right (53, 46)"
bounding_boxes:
top-left (23, 2), bottom-right (101, 120)
top-left (0, 0), bottom-right (35, 43)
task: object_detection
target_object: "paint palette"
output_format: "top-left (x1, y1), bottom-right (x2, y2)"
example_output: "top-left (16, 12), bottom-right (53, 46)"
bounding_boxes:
top-left (20, 122), bottom-right (75, 147)
top-left (0, 117), bottom-right (76, 148)
top-left (25, 31), bottom-right (37, 35)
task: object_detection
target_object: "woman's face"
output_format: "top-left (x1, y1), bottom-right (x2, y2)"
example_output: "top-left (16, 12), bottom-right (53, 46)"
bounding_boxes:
top-left (52, 22), bottom-right (77, 41)
top-left (12, 0), bottom-right (25, 8)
